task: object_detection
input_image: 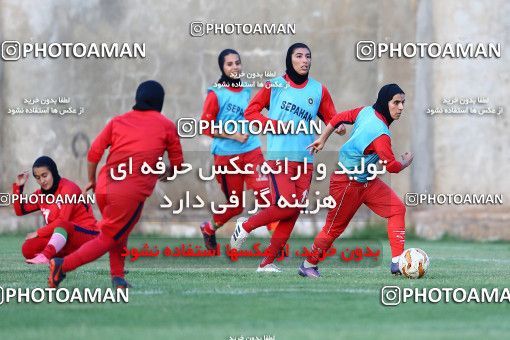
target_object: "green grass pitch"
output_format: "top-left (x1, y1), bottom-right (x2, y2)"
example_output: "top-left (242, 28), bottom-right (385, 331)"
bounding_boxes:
top-left (0, 235), bottom-right (509, 340)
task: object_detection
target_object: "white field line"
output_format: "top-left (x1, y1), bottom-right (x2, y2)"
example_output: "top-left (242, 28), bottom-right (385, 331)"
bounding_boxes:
top-left (129, 289), bottom-right (164, 295)
top-left (182, 287), bottom-right (378, 295)
top-left (433, 257), bottom-right (510, 264)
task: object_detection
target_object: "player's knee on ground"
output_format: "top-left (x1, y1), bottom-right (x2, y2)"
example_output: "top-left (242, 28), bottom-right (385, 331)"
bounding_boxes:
top-left (58, 221), bottom-right (75, 233)
top-left (21, 239), bottom-right (38, 259)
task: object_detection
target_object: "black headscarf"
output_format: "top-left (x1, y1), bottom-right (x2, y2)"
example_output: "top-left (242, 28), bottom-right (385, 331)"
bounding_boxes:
top-left (285, 43), bottom-right (311, 85)
top-left (32, 156), bottom-right (61, 195)
top-left (217, 49), bottom-right (241, 87)
top-left (372, 83), bottom-right (405, 126)
top-left (132, 80), bottom-right (165, 112)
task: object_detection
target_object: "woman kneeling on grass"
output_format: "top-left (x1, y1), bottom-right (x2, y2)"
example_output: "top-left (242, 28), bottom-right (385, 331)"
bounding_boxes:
top-left (13, 156), bottom-right (98, 265)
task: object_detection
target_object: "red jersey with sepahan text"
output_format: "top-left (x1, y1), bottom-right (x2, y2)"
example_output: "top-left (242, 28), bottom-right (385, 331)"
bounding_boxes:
top-left (12, 178), bottom-right (97, 238)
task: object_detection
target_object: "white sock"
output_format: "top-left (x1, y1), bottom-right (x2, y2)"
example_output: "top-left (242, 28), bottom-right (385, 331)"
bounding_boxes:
top-left (48, 232), bottom-right (67, 253)
top-left (391, 256), bottom-right (400, 264)
top-left (303, 260), bottom-right (316, 268)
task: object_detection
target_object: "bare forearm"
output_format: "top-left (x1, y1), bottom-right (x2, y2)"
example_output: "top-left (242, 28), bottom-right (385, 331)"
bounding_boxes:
top-left (319, 123), bottom-right (336, 144)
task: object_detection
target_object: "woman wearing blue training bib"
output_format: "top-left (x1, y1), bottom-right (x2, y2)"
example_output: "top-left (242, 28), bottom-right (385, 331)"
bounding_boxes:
top-left (300, 84), bottom-right (414, 278)
top-left (199, 49), bottom-right (276, 250)
top-left (229, 43), bottom-right (346, 272)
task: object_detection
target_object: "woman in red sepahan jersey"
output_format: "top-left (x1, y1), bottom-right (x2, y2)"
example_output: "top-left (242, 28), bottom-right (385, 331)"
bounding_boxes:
top-left (48, 80), bottom-right (184, 289)
top-left (13, 156), bottom-right (98, 265)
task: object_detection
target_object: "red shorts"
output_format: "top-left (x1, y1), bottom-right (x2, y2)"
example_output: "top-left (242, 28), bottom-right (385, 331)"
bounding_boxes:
top-left (265, 160), bottom-right (314, 205)
top-left (95, 193), bottom-right (144, 240)
top-left (323, 173), bottom-right (405, 237)
top-left (210, 148), bottom-right (270, 225)
top-left (213, 147), bottom-right (269, 197)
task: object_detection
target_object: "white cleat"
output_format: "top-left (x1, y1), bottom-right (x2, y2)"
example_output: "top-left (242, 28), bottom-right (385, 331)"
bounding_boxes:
top-left (230, 217), bottom-right (249, 250)
top-left (256, 263), bottom-right (282, 273)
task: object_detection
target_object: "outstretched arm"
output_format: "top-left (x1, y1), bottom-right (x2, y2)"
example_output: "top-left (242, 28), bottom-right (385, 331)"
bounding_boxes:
top-left (307, 107), bottom-right (363, 154)
top-left (372, 135), bottom-right (413, 172)
top-left (83, 161), bottom-right (98, 194)
top-left (317, 86), bottom-right (346, 135)
top-left (307, 123), bottom-right (336, 154)
top-left (84, 119), bottom-right (114, 193)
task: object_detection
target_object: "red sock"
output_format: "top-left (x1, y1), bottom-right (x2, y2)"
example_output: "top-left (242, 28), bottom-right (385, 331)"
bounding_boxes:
top-left (387, 214), bottom-right (405, 257)
top-left (306, 230), bottom-right (337, 265)
top-left (109, 238), bottom-right (127, 278)
top-left (244, 206), bottom-right (298, 233)
top-left (213, 206), bottom-right (243, 226)
top-left (203, 222), bottom-right (216, 235)
top-left (259, 213), bottom-right (298, 267)
top-left (42, 244), bottom-right (56, 259)
top-left (62, 233), bottom-right (115, 273)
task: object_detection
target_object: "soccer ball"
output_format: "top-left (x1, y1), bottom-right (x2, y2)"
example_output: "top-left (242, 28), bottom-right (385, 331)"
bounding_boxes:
top-left (398, 248), bottom-right (429, 279)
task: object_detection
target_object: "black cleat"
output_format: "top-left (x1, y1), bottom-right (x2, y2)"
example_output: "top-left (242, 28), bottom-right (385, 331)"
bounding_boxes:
top-left (112, 276), bottom-right (132, 289)
top-left (48, 258), bottom-right (66, 288)
top-left (391, 262), bottom-right (402, 275)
